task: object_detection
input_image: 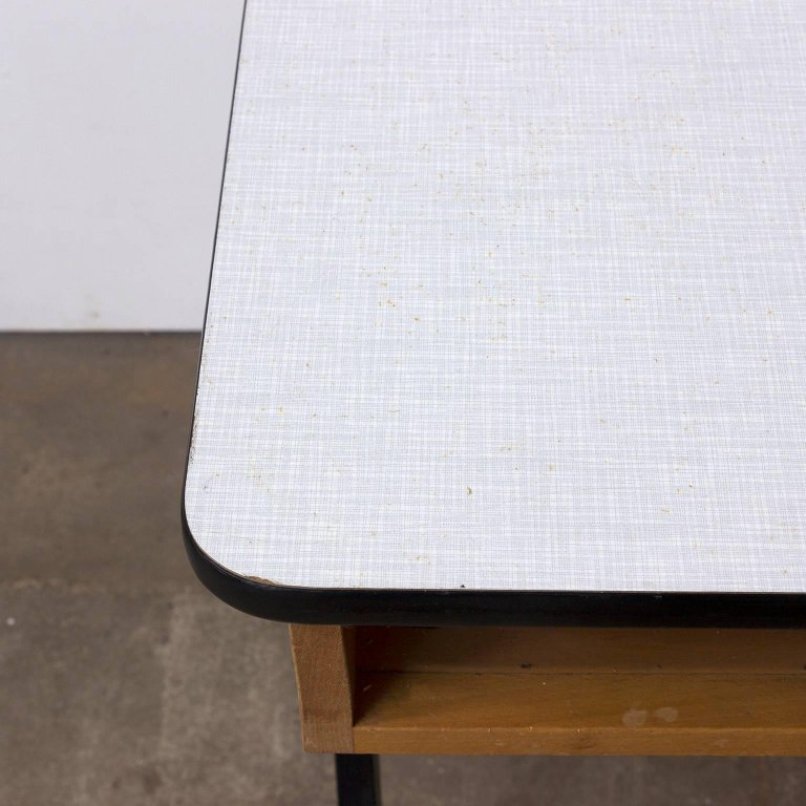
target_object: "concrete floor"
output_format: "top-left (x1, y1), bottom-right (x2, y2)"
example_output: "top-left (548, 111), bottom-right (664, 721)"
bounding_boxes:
top-left (3, 333), bottom-right (806, 805)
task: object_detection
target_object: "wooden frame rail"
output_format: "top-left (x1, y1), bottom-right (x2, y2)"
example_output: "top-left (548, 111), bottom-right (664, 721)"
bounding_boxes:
top-left (290, 625), bottom-right (806, 756)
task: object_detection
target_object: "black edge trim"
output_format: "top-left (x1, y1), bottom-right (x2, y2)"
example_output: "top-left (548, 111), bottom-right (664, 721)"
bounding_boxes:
top-left (181, 0), bottom-right (806, 628)
top-left (183, 503), bottom-right (806, 627)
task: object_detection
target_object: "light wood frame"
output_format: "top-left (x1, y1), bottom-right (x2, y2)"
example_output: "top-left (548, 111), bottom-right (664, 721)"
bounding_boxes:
top-left (290, 625), bottom-right (806, 756)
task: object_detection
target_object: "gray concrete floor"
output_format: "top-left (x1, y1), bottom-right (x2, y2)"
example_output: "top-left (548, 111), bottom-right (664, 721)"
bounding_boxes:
top-left (2, 333), bottom-right (806, 805)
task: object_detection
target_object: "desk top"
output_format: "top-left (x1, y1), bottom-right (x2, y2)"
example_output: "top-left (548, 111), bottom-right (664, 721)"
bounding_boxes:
top-left (184, 0), bottom-right (806, 624)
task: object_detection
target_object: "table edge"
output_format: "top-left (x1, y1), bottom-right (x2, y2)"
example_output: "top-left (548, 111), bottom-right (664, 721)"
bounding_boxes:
top-left (181, 504), bottom-right (806, 626)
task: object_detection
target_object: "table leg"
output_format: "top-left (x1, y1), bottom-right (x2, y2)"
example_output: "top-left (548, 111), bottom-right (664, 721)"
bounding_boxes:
top-left (335, 754), bottom-right (381, 806)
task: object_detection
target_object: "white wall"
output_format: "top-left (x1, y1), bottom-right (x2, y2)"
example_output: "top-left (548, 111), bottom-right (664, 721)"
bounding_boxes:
top-left (0, 0), bottom-right (243, 330)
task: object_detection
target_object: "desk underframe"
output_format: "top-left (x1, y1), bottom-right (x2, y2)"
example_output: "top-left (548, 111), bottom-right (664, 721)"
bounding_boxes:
top-left (291, 624), bottom-right (806, 757)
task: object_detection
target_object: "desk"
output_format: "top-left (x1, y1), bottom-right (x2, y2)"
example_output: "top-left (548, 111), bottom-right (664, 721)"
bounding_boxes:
top-left (183, 1), bottom-right (806, 802)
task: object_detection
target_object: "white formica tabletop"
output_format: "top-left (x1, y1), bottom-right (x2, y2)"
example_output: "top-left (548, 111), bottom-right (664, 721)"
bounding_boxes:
top-left (184, 0), bottom-right (806, 602)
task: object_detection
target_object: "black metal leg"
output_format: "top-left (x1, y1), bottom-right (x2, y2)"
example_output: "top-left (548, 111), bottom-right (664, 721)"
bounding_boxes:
top-left (335, 754), bottom-right (381, 806)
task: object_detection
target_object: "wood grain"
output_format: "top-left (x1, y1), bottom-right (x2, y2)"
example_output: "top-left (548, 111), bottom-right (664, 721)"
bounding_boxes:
top-left (353, 671), bottom-right (806, 755)
top-left (289, 625), bottom-right (355, 752)
top-left (291, 626), bottom-right (806, 756)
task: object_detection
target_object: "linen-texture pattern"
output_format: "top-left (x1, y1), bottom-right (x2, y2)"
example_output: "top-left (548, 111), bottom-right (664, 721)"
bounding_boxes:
top-left (186, 0), bottom-right (806, 592)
